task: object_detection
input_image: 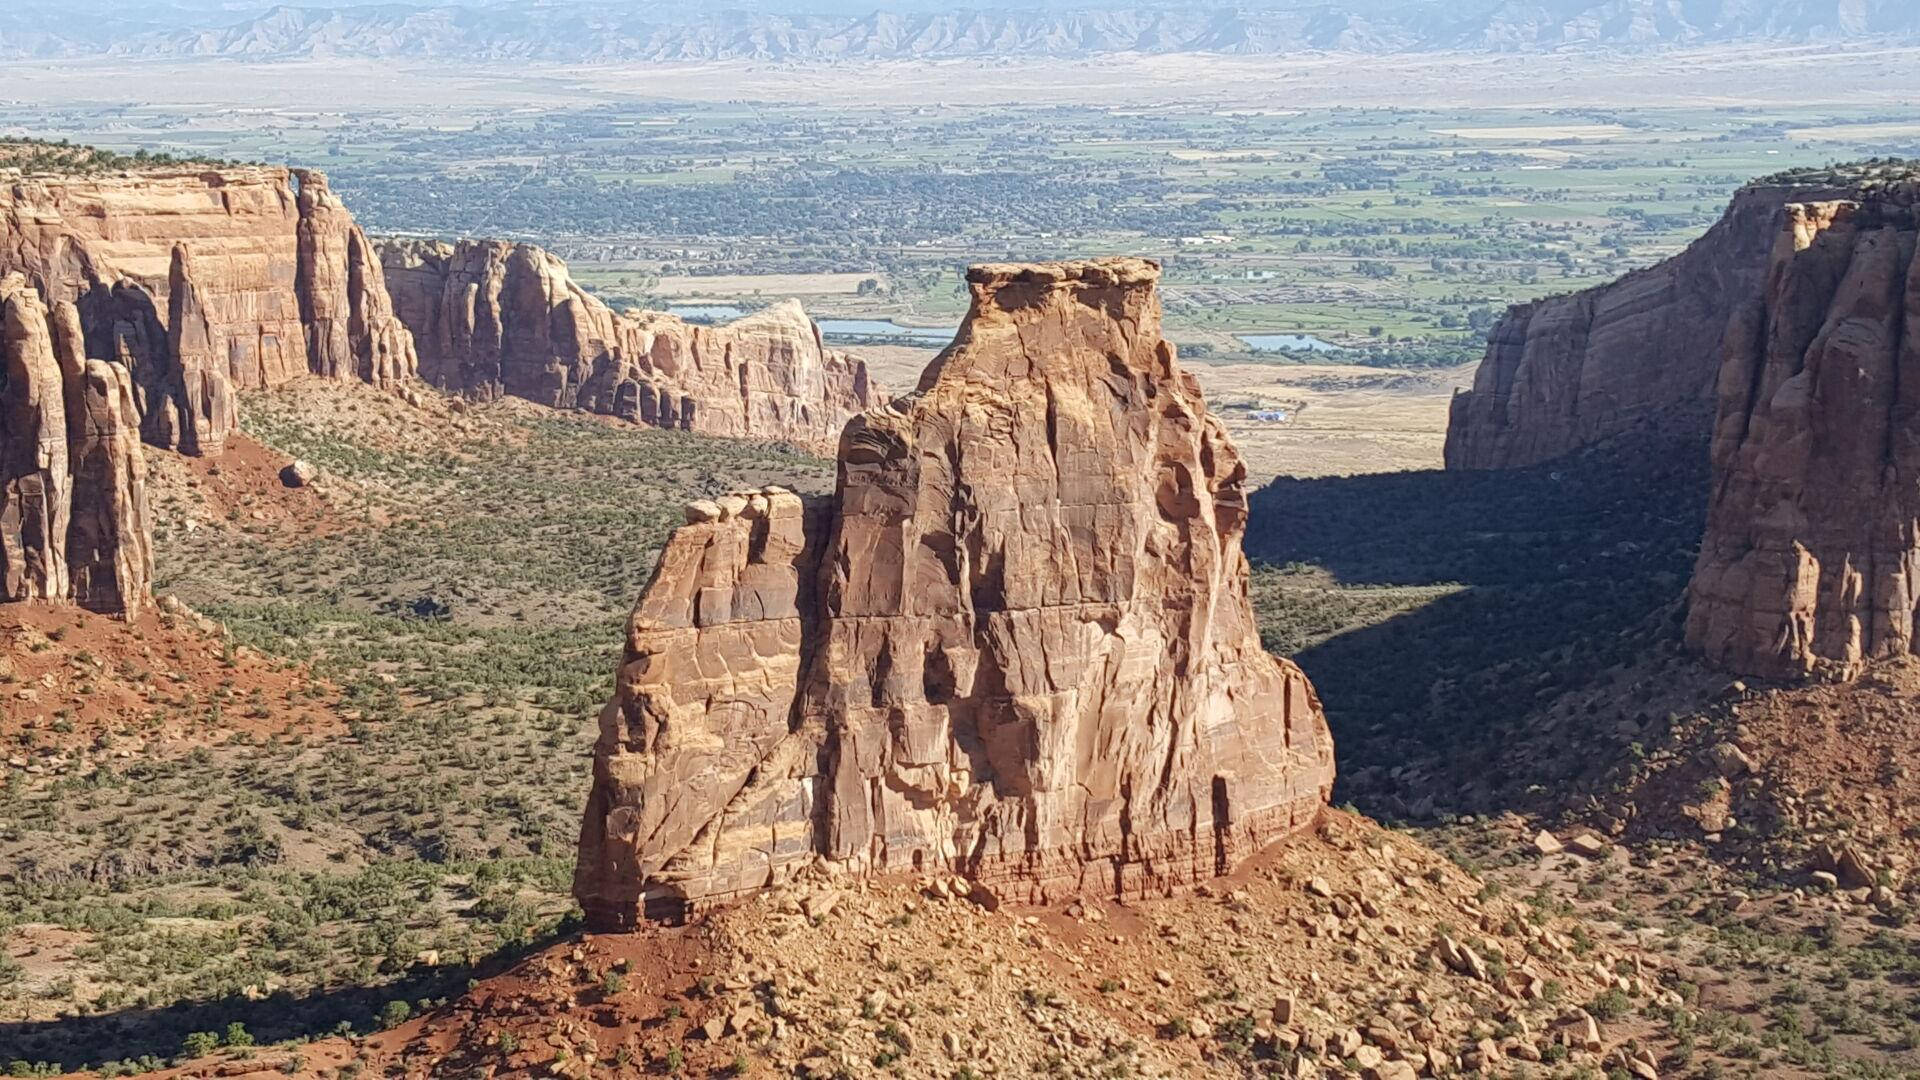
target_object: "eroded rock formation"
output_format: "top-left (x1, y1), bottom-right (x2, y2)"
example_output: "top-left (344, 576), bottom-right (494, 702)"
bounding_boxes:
top-left (1686, 185), bottom-right (1920, 679)
top-left (161, 245), bottom-right (238, 457)
top-left (1445, 181), bottom-right (1860, 471)
top-left (293, 170), bottom-right (416, 387)
top-left (575, 257), bottom-right (1335, 926)
top-left (379, 238), bottom-right (882, 452)
top-left (0, 273), bottom-right (151, 615)
top-left (0, 165), bottom-right (416, 455)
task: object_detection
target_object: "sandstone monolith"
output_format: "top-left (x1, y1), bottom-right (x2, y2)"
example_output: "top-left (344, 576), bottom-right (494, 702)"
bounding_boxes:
top-left (0, 273), bottom-right (151, 615)
top-left (574, 257), bottom-right (1335, 926)
top-left (292, 169), bottom-right (417, 387)
top-left (0, 275), bottom-right (72, 602)
top-left (162, 244), bottom-right (238, 457)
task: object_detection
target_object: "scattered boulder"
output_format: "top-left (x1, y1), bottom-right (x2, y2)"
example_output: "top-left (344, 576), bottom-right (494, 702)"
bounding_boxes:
top-left (1814, 843), bottom-right (1880, 889)
top-left (280, 460), bottom-right (319, 488)
top-left (1567, 834), bottom-right (1609, 858)
top-left (1708, 741), bottom-right (1756, 777)
top-left (1436, 935), bottom-right (1490, 982)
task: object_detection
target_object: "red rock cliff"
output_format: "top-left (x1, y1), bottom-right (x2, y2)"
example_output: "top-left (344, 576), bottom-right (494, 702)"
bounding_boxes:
top-left (379, 239), bottom-right (882, 453)
top-left (0, 273), bottom-right (151, 616)
top-left (0, 165), bottom-right (416, 455)
top-left (573, 257), bottom-right (1335, 926)
top-left (1687, 185), bottom-right (1920, 679)
top-left (1444, 183), bottom-right (1858, 471)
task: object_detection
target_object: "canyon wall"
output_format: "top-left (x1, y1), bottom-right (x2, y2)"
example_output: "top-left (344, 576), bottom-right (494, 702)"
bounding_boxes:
top-left (0, 165), bottom-right (416, 455)
top-left (1686, 185), bottom-right (1920, 679)
top-left (0, 273), bottom-right (151, 616)
top-left (379, 239), bottom-right (882, 453)
top-left (1444, 182), bottom-right (1857, 471)
top-left (574, 257), bottom-right (1336, 926)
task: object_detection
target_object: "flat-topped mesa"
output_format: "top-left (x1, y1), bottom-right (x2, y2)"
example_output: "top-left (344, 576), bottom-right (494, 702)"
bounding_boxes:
top-left (0, 164), bottom-right (417, 456)
top-left (1686, 184), bottom-right (1920, 679)
top-left (377, 238), bottom-right (884, 453)
top-left (574, 256), bottom-right (1336, 927)
top-left (0, 273), bottom-right (152, 617)
top-left (1444, 179), bottom-right (1873, 471)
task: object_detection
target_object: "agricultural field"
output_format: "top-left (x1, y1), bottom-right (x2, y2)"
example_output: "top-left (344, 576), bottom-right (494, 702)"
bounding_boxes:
top-left (3, 49), bottom-right (1920, 1076)
top-left (3, 58), bottom-right (1914, 369)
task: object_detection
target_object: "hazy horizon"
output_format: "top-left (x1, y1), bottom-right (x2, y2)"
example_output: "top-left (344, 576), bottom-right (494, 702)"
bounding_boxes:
top-left (6, 0), bottom-right (1917, 59)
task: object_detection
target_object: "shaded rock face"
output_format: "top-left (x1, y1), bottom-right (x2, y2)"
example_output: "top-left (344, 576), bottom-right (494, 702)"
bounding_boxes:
top-left (1687, 187), bottom-right (1920, 679)
top-left (0, 166), bottom-right (416, 455)
top-left (1445, 183), bottom-right (1857, 471)
top-left (575, 257), bottom-right (1336, 927)
top-left (379, 239), bottom-right (607, 406)
top-left (291, 170), bottom-right (417, 387)
top-left (0, 273), bottom-right (151, 616)
top-left (378, 238), bottom-right (883, 452)
top-left (161, 245), bottom-right (239, 457)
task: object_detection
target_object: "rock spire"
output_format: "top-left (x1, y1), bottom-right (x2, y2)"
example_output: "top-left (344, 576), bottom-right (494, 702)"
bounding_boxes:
top-left (574, 257), bottom-right (1335, 926)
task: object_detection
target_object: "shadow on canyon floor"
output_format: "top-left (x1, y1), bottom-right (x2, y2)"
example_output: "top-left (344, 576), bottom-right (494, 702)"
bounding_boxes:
top-left (1245, 430), bottom-right (1711, 819)
top-left (0, 929), bottom-right (567, 1068)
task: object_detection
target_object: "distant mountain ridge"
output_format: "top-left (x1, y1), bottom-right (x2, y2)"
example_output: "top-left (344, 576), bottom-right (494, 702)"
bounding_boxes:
top-left (3, 0), bottom-right (1917, 61)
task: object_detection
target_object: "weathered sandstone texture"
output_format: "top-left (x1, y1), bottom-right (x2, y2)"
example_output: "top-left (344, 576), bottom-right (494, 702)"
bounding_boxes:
top-left (575, 257), bottom-right (1336, 926)
top-left (1445, 182), bottom-right (1859, 471)
top-left (292, 170), bottom-right (417, 387)
top-left (0, 165), bottom-right (416, 455)
top-left (0, 273), bottom-right (150, 615)
top-left (1686, 185), bottom-right (1920, 679)
top-left (378, 238), bottom-right (882, 452)
top-left (159, 244), bottom-right (239, 457)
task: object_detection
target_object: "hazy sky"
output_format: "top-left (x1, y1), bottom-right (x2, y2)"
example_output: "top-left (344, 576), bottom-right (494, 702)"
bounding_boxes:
top-left (32, 0), bottom-right (1445, 11)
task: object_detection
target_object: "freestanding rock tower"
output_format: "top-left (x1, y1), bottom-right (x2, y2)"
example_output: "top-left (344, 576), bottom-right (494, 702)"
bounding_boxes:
top-left (575, 257), bottom-right (1336, 926)
top-left (0, 273), bottom-right (151, 615)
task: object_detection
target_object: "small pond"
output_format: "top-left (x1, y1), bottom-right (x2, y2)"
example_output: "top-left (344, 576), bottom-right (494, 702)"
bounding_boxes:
top-left (817, 318), bottom-right (955, 343)
top-left (1238, 333), bottom-right (1346, 353)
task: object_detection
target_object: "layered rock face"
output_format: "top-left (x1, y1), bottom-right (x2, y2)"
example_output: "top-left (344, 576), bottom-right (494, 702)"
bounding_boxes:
top-left (379, 239), bottom-right (882, 452)
top-left (575, 257), bottom-right (1336, 926)
top-left (1445, 182), bottom-right (1858, 471)
top-left (0, 273), bottom-right (151, 616)
top-left (293, 170), bottom-right (417, 387)
top-left (0, 165), bottom-right (416, 455)
top-left (1686, 186), bottom-right (1920, 679)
